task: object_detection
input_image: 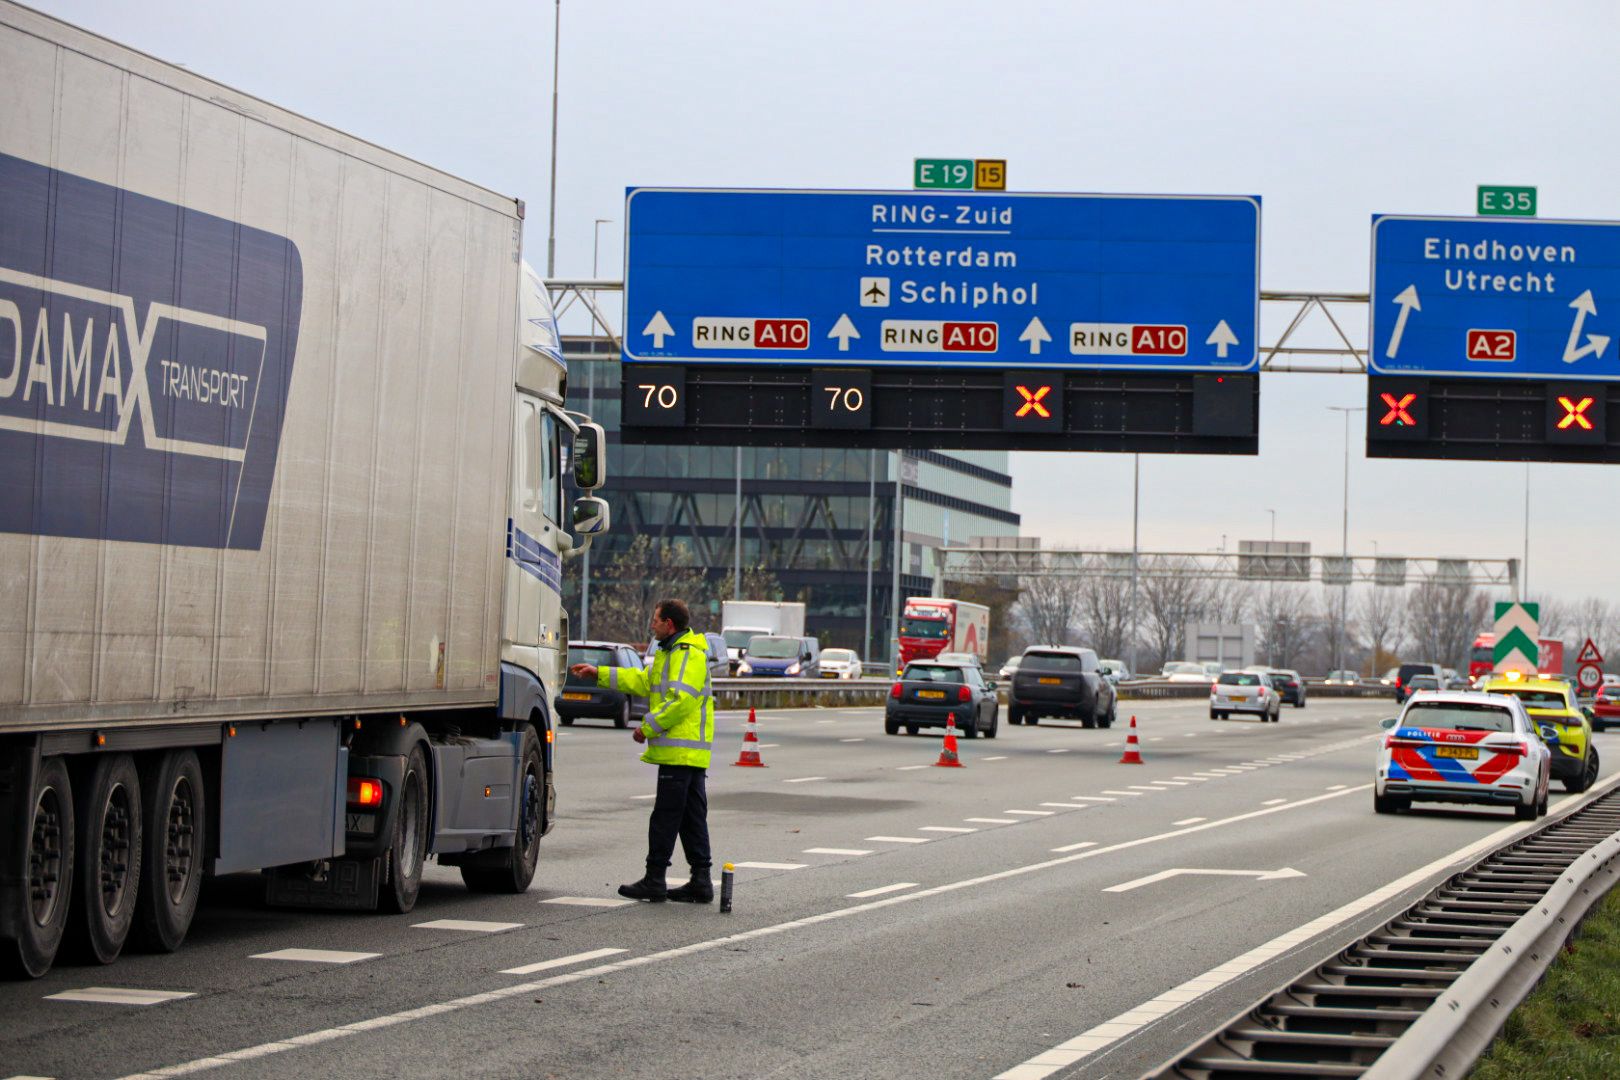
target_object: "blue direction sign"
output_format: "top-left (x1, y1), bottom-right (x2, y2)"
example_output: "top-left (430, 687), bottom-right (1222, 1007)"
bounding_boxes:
top-left (1371, 216), bottom-right (1620, 380)
top-left (623, 188), bottom-right (1260, 370)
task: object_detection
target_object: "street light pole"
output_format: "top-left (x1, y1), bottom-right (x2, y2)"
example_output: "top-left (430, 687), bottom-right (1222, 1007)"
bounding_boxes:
top-left (1327, 406), bottom-right (1365, 674)
top-left (545, 0), bottom-right (560, 278)
top-left (1128, 453), bottom-right (1140, 676)
top-left (863, 448), bottom-right (876, 664)
top-left (576, 215), bottom-right (611, 642)
top-left (1266, 508), bottom-right (1276, 541)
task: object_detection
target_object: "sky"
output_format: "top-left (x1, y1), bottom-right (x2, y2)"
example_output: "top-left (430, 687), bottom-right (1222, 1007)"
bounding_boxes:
top-left (29, 0), bottom-right (1620, 602)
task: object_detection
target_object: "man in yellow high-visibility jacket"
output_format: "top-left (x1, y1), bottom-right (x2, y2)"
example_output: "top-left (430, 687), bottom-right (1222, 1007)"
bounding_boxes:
top-left (569, 598), bottom-right (714, 902)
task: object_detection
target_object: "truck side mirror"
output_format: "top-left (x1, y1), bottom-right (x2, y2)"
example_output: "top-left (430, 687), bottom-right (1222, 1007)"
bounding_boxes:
top-left (571, 496), bottom-right (610, 536)
top-left (572, 422), bottom-right (606, 491)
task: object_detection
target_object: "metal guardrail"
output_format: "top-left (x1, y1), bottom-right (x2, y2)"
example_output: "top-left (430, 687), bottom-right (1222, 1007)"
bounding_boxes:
top-left (710, 677), bottom-right (1397, 710)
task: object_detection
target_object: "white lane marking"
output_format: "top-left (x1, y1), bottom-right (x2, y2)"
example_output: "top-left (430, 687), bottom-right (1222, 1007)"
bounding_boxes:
top-left (816, 719), bottom-right (837, 724)
top-left (1183, 733), bottom-right (1198, 737)
top-left (1173, 776), bottom-right (1206, 782)
top-left (1004, 809), bottom-right (1055, 817)
top-left (982, 756), bottom-right (1008, 761)
top-left (1051, 841), bottom-right (1098, 853)
top-left (252, 949), bottom-right (379, 964)
top-left (991, 777), bottom-right (1620, 1080)
top-left (47, 988), bottom-right (195, 1006)
top-left (1040, 803), bottom-right (1092, 810)
top-left (783, 776), bottom-right (826, 784)
top-left (757, 743), bottom-right (780, 748)
top-left (895, 764), bottom-right (930, 771)
top-left (500, 948), bottom-right (628, 975)
top-left (118, 783), bottom-right (1397, 1080)
top-left (413, 920), bottom-right (522, 933)
top-left (1148, 737), bottom-right (1164, 742)
top-left (732, 861), bottom-right (807, 870)
top-left (541, 897), bottom-right (635, 908)
top-left (920, 826), bottom-right (977, 833)
top-left (966, 817), bottom-right (1018, 824)
top-left (847, 883), bottom-right (918, 898)
top-left (1150, 781), bottom-right (1189, 786)
top-left (1328, 784), bottom-right (1348, 790)
top-left (804, 847), bottom-right (872, 856)
top-left (1047, 748), bottom-right (1071, 754)
top-left (4, 1074), bottom-right (56, 1079)
top-left (1104, 867), bottom-right (1307, 893)
top-left (1262, 798), bottom-right (1288, 806)
top-left (630, 794), bottom-right (656, 800)
top-left (1126, 785), bottom-right (1162, 792)
top-left (1172, 817), bottom-right (1208, 826)
top-left (866, 835), bottom-right (931, 844)
top-left (1066, 796), bottom-right (1117, 803)
top-left (839, 738), bottom-right (867, 743)
top-left (1100, 790), bottom-right (1142, 797)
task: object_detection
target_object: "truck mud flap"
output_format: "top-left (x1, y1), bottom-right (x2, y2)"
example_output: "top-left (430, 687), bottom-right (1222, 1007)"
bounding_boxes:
top-left (265, 857), bottom-right (381, 911)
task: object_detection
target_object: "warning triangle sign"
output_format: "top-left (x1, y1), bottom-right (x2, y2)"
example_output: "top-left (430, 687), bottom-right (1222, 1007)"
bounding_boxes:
top-left (1578, 638), bottom-right (1604, 665)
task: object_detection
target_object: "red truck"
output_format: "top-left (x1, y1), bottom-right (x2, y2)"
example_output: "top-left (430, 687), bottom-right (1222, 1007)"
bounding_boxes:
top-left (1469, 633), bottom-right (1565, 679)
top-left (899, 598), bottom-right (991, 667)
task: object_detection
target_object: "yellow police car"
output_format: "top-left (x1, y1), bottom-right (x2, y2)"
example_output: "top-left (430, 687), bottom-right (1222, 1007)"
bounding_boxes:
top-left (1481, 674), bottom-right (1599, 793)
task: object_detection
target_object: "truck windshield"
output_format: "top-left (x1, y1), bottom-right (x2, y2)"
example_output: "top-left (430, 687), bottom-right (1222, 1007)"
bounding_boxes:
top-left (748, 637), bottom-right (800, 659)
top-left (900, 617), bottom-right (948, 639)
top-left (724, 629), bottom-right (762, 651)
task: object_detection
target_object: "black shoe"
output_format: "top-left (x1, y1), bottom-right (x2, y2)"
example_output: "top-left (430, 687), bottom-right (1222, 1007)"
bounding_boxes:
top-left (667, 871), bottom-right (714, 904)
top-left (617, 876), bottom-right (667, 902)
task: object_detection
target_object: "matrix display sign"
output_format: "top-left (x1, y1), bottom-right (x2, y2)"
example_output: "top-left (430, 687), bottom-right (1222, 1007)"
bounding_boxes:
top-left (620, 187), bottom-right (1261, 452)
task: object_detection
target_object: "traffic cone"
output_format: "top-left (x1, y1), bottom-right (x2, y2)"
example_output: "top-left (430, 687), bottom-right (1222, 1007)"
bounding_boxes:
top-left (733, 707), bottom-right (766, 767)
top-left (1118, 715), bottom-right (1144, 765)
top-left (934, 713), bottom-right (965, 768)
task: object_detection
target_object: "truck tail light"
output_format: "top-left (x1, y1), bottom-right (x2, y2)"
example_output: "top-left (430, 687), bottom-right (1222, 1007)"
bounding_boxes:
top-left (890, 682), bottom-right (902, 699)
top-left (348, 777), bottom-right (384, 807)
top-left (957, 685), bottom-right (972, 702)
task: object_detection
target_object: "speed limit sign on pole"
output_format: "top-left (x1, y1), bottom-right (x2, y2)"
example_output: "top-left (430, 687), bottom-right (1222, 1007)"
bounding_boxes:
top-left (1578, 663), bottom-right (1603, 692)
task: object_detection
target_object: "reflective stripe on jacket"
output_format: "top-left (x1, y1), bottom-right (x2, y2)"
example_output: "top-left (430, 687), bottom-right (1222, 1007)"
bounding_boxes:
top-left (597, 628), bottom-right (714, 768)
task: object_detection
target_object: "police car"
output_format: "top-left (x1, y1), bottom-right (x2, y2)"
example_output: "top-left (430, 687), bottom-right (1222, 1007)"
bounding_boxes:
top-left (1375, 691), bottom-right (1553, 820)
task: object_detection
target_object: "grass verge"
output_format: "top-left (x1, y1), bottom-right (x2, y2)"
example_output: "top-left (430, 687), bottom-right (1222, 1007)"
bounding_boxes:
top-left (1470, 883), bottom-right (1620, 1078)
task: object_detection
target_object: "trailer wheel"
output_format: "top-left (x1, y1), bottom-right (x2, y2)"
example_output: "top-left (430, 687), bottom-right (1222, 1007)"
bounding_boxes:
top-left (380, 744), bottom-right (429, 914)
top-left (2, 756), bottom-right (75, 979)
top-left (70, 754), bottom-right (142, 964)
top-left (132, 750), bottom-right (205, 952)
top-left (461, 727), bottom-right (543, 894)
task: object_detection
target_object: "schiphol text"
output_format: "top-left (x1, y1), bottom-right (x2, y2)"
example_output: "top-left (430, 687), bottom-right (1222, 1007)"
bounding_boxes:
top-left (1423, 235), bottom-right (1576, 295)
top-left (898, 279), bottom-right (1039, 309)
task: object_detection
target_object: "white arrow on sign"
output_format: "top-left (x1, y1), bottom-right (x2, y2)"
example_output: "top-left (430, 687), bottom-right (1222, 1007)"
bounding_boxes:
top-left (1103, 867), bottom-right (1307, 894)
top-left (1384, 285), bottom-right (1420, 359)
top-left (828, 313), bottom-right (860, 352)
top-left (1205, 319), bottom-right (1239, 359)
top-left (1562, 289), bottom-right (1611, 363)
top-left (1019, 316), bottom-right (1052, 355)
top-left (642, 310), bottom-right (674, 349)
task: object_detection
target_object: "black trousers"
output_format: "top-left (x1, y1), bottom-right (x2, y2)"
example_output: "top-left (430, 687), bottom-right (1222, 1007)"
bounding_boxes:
top-left (646, 764), bottom-right (710, 875)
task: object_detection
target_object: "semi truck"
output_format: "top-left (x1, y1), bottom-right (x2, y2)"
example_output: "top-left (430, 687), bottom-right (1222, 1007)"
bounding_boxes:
top-left (721, 600), bottom-right (806, 673)
top-left (0, 1), bottom-right (609, 978)
top-left (899, 598), bottom-right (990, 666)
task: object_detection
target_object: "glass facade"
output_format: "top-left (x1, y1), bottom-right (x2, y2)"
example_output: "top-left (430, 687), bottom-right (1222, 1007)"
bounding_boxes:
top-left (564, 339), bottom-right (1020, 660)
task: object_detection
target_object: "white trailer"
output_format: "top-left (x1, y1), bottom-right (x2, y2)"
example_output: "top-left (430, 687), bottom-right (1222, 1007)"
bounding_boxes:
top-left (0, 1), bottom-right (608, 977)
top-left (721, 601), bottom-right (807, 669)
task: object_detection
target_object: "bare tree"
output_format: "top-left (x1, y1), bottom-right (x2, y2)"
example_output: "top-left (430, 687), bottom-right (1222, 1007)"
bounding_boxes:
top-left (1141, 571), bottom-right (1211, 670)
top-left (1076, 573), bottom-right (1133, 659)
top-left (1254, 584), bottom-right (1313, 668)
top-left (1202, 579), bottom-right (1254, 625)
top-left (588, 535), bottom-right (714, 646)
top-left (1568, 597), bottom-right (1618, 660)
top-left (1357, 585), bottom-right (1405, 676)
top-left (1016, 575), bottom-right (1084, 648)
top-left (1404, 583), bottom-right (1488, 671)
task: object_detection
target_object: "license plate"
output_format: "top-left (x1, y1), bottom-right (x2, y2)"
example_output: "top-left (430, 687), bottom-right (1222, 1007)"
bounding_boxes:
top-left (562, 692), bottom-right (591, 701)
top-left (1038, 677), bottom-right (1062, 685)
top-left (1228, 693), bottom-right (1249, 700)
top-left (345, 813), bottom-right (377, 836)
top-left (1435, 746), bottom-right (1479, 760)
top-left (918, 689), bottom-right (946, 699)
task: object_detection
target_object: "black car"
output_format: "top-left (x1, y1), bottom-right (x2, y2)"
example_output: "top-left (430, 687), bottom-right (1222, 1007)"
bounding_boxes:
top-left (1266, 668), bottom-right (1307, 708)
top-left (557, 641), bottom-right (650, 728)
top-left (884, 661), bottom-right (999, 739)
top-left (1009, 646), bottom-right (1117, 728)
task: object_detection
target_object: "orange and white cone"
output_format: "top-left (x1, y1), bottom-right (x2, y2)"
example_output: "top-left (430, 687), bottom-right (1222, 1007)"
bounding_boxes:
top-left (934, 713), bottom-right (965, 768)
top-left (733, 707), bottom-right (766, 767)
top-left (1118, 715), bottom-right (1144, 765)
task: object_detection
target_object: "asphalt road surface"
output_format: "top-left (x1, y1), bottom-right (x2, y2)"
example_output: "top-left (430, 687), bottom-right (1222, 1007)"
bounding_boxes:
top-left (5, 697), bottom-right (1617, 1080)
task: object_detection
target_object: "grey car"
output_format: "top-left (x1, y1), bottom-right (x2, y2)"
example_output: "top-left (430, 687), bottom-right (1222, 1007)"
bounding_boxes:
top-left (884, 661), bottom-right (1000, 739)
top-left (1009, 646), bottom-right (1117, 728)
top-left (558, 641), bottom-right (649, 729)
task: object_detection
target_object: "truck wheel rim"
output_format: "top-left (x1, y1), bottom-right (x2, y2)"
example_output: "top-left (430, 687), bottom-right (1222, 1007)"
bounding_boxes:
top-left (29, 786), bottom-right (67, 928)
top-left (99, 782), bottom-right (134, 918)
top-left (164, 776), bottom-right (197, 906)
top-left (398, 773), bottom-right (421, 878)
top-left (520, 766), bottom-right (540, 851)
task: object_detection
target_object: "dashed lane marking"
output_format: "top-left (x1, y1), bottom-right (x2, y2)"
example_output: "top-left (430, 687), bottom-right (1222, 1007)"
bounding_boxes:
top-left (412, 920), bottom-right (522, 933)
top-left (732, 861), bottom-right (807, 870)
top-left (1150, 780), bottom-right (1189, 786)
top-left (895, 764), bottom-right (930, 771)
top-left (982, 756), bottom-right (1008, 761)
top-left (252, 949), bottom-right (379, 964)
top-left (631, 794), bottom-right (655, 800)
top-left (1126, 786), bottom-right (1163, 792)
top-left (847, 883), bottom-right (918, 898)
top-left (1051, 841), bottom-right (1098, 853)
top-left (1173, 776), bottom-right (1206, 782)
top-left (1328, 784), bottom-right (1348, 790)
top-left (966, 817), bottom-right (1017, 824)
top-left (757, 743), bottom-right (780, 749)
top-left (804, 848), bottom-right (872, 856)
top-left (46, 988), bottom-right (194, 1006)
top-left (920, 826), bottom-right (977, 833)
top-left (1262, 798), bottom-right (1288, 806)
top-left (1040, 803), bottom-right (1092, 810)
top-left (1047, 748), bottom-right (1071, 754)
top-left (1005, 809), bottom-right (1055, 816)
top-left (1101, 790), bottom-right (1143, 797)
top-left (839, 738), bottom-right (867, 743)
top-left (1066, 796), bottom-right (1117, 803)
top-left (1173, 817), bottom-right (1207, 826)
top-left (866, 836), bottom-right (931, 844)
top-left (501, 948), bottom-right (628, 976)
top-left (783, 776), bottom-right (826, 784)
top-left (541, 897), bottom-right (634, 908)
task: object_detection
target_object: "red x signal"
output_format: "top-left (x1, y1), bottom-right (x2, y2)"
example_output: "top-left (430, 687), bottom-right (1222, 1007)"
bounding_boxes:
top-left (1379, 392), bottom-right (1417, 426)
top-left (1015, 384), bottom-right (1052, 418)
top-left (1557, 395), bottom-right (1595, 430)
